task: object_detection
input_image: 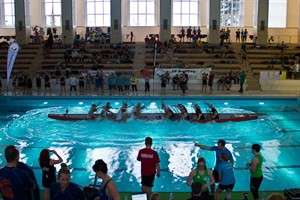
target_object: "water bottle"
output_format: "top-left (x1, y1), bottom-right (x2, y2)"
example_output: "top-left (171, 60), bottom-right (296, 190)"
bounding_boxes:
top-left (262, 192), bottom-right (266, 200)
top-left (169, 192), bottom-right (174, 200)
top-left (124, 195), bottom-right (128, 200)
top-left (242, 193), bottom-right (248, 200)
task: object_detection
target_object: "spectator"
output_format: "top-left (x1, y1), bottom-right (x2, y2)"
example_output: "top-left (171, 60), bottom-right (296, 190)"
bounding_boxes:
top-left (59, 73), bottom-right (67, 95)
top-left (190, 182), bottom-right (205, 200)
top-left (217, 77), bottom-right (225, 91)
top-left (84, 72), bottom-right (93, 95)
top-left (95, 71), bottom-right (104, 96)
top-left (39, 149), bottom-right (63, 200)
top-left (124, 74), bottom-right (131, 96)
top-left (246, 144), bottom-right (263, 200)
top-left (130, 31), bottom-right (134, 42)
top-left (208, 71), bottom-right (214, 94)
top-left (172, 74), bottom-right (180, 90)
top-left (69, 73), bottom-right (78, 96)
top-left (224, 74), bottom-right (232, 91)
top-left (137, 137), bottom-right (161, 200)
top-left (92, 159), bottom-right (121, 200)
top-left (78, 72), bottom-right (85, 96)
top-left (239, 71), bottom-right (246, 93)
top-left (16, 161), bottom-right (40, 200)
top-left (35, 73), bottom-right (42, 95)
top-left (186, 157), bottom-right (215, 200)
top-left (160, 75), bottom-right (167, 95)
top-left (55, 65), bottom-right (61, 84)
top-left (266, 193), bottom-right (285, 200)
top-left (215, 153), bottom-right (236, 200)
top-left (194, 140), bottom-right (234, 198)
top-left (145, 76), bottom-right (150, 96)
top-left (131, 74), bottom-right (138, 95)
top-left (26, 74), bottom-right (33, 95)
top-left (236, 29), bottom-right (241, 42)
top-left (0, 145), bottom-right (36, 199)
top-left (116, 73), bottom-right (124, 95)
top-left (50, 164), bottom-right (85, 200)
top-left (44, 72), bottom-right (52, 95)
top-left (201, 73), bottom-right (208, 93)
top-left (150, 192), bottom-right (160, 200)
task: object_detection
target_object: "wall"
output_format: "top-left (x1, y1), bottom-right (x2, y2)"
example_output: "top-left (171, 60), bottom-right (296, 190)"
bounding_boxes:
top-left (0, 0), bottom-right (299, 43)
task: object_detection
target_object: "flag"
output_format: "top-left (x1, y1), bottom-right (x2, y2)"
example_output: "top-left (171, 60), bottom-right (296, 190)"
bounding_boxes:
top-left (7, 42), bottom-right (20, 84)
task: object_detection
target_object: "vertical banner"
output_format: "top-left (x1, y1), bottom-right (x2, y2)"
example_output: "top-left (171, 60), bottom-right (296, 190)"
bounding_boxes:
top-left (7, 42), bottom-right (20, 84)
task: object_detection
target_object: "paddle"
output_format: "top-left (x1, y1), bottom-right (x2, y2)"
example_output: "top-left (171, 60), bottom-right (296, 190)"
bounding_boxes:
top-left (64, 109), bottom-right (69, 117)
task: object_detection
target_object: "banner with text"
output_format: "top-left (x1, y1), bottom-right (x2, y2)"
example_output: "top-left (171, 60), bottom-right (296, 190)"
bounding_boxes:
top-left (154, 68), bottom-right (212, 80)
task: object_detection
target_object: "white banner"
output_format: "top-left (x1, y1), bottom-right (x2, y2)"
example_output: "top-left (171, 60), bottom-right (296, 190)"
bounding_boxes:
top-left (154, 68), bottom-right (211, 80)
top-left (7, 42), bottom-right (20, 84)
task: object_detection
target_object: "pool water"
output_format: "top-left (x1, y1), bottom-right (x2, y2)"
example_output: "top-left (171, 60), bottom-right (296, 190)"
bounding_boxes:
top-left (0, 97), bottom-right (299, 192)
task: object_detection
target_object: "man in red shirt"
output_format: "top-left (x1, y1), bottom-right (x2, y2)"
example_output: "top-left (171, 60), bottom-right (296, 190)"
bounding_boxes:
top-left (137, 137), bottom-right (160, 199)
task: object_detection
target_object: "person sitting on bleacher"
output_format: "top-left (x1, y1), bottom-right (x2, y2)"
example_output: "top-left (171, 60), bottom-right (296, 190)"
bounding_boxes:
top-left (224, 73), bottom-right (232, 91)
top-left (71, 50), bottom-right (79, 62)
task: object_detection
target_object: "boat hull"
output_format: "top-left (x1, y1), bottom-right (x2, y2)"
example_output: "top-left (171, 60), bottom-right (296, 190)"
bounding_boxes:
top-left (48, 113), bottom-right (259, 122)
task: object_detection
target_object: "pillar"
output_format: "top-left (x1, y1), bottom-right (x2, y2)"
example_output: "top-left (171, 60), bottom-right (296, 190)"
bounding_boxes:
top-left (61, 0), bottom-right (75, 45)
top-left (254, 0), bottom-right (269, 45)
top-left (14, 0), bottom-right (31, 45)
top-left (159, 0), bottom-right (171, 42)
top-left (110, 0), bottom-right (122, 43)
top-left (298, 0), bottom-right (300, 44)
top-left (207, 0), bottom-right (221, 44)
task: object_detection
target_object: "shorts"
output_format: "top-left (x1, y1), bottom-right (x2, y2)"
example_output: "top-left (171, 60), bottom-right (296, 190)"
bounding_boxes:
top-left (79, 82), bottom-right (84, 88)
top-left (208, 82), bottom-right (213, 87)
top-left (213, 169), bottom-right (219, 183)
top-left (218, 183), bottom-right (235, 190)
top-left (42, 176), bottom-right (56, 188)
top-left (141, 175), bottom-right (155, 187)
top-left (45, 83), bottom-right (51, 88)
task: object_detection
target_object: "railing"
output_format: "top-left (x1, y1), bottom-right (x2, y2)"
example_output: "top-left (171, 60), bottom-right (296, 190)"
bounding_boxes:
top-left (268, 35), bottom-right (299, 44)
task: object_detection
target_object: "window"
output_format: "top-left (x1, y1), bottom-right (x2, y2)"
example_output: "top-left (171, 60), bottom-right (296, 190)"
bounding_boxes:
top-left (129, 0), bottom-right (156, 26)
top-left (220, 0), bottom-right (242, 27)
top-left (0, 0), bottom-right (15, 28)
top-left (86, 0), bottom-right (110, 27)
top-left (43, 0), bottom-right (61, 27)
top-left (172, 0), bottom-right (199, 27)
top-left (268, 0), bottom-right (286, 28)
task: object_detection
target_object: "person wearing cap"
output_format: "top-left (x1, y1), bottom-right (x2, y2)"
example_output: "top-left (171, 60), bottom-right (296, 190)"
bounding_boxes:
top-left (137, 137), bottom-right (160, 200)
top-left (87, 104), bottom-right (98, 120)
top-left (246, 144), bottom-right (263, 200)
top-left (194, 139), bottom-right (234, 198)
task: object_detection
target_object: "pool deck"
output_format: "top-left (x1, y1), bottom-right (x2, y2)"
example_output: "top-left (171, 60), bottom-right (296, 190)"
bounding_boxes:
top-left (0, 78), bottom-right (299, 98)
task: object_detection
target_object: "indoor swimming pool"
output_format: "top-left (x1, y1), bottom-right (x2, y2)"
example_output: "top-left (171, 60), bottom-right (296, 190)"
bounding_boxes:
top-left (0, 96), bottom-right (299, 192)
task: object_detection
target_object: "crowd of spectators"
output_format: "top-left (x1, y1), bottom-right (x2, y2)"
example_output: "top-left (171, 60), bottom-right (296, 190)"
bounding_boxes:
top-left (0, 139), bottom-right (269, 200)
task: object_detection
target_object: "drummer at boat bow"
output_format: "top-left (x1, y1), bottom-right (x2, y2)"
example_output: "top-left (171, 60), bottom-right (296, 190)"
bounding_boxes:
top-left (207, 103), bottom-right (219, 119)
top-left (87, 104), bottom-right (98, 120)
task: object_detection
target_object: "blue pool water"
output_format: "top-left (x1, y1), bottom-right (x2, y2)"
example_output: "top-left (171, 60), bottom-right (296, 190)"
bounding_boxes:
top-left (0, 96), bottom-right (299, 192)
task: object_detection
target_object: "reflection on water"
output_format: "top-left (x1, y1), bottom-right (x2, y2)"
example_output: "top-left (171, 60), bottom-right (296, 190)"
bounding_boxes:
top-left (0, 99), bottom-right (299, 192)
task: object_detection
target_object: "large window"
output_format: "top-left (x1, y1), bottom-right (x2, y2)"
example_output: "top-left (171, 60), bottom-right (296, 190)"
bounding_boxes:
top-left (129, 0), bottom-right (156, 26)
top-left (172, 0), bottom-right (199, 26)
top-left (0, 0), bottom-right (15, 28)
top-left (86, 0), bottom-right (110, 27)
top-left (44, 0), bottom-right (61, 27)
top-left (268, 0), bottom-right (286, 28)
top-left (220, 0), bottom-right (242, 27)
